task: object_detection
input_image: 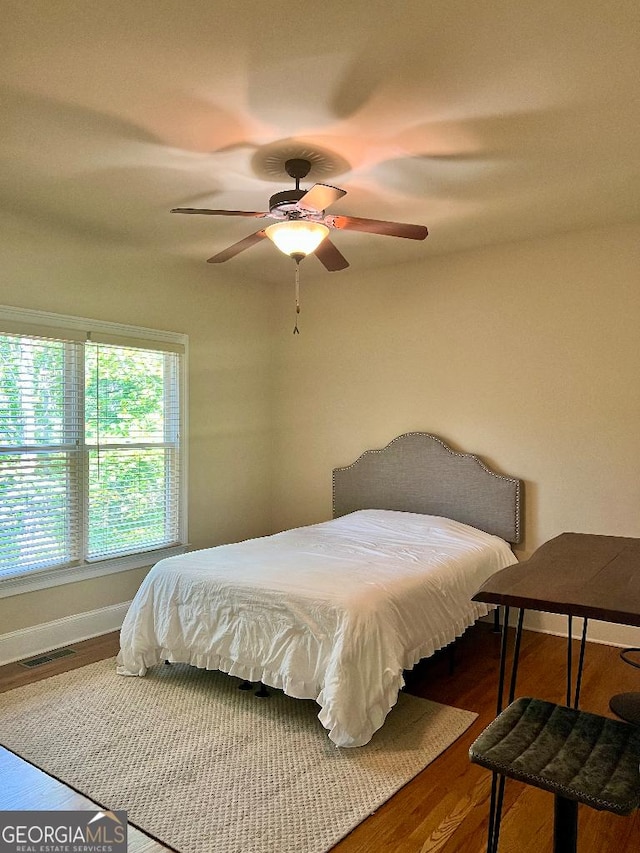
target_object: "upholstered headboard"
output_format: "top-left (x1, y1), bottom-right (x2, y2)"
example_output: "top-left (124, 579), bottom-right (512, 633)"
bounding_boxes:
top-left (332, 433), bottom-right (522, 544)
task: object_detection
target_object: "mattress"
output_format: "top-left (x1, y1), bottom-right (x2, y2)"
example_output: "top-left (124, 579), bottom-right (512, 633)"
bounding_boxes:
top-left (117, 509), bottom-right (517, 746)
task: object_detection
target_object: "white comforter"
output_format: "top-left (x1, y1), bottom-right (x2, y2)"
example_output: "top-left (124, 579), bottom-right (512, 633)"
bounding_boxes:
top-left (117, 510), bottom-right (516, 747)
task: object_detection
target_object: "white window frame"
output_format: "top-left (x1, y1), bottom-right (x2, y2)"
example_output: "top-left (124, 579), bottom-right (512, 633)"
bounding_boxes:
top-left (0, 305), bottom-right (188, 599)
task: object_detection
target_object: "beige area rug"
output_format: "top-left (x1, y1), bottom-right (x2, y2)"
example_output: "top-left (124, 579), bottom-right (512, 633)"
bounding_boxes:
top-left (0, 658), bottom-right (476, 853)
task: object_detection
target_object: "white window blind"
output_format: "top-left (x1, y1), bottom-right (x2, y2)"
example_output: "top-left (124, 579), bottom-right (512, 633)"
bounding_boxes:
top-left (0, 316), bottom-right (185, 584)
top-left (0, 334), bottom-right (82, 574)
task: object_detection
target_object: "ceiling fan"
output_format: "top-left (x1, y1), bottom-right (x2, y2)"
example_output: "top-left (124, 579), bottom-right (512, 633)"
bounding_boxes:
top-left (171, 158), bottom-right (428, 271)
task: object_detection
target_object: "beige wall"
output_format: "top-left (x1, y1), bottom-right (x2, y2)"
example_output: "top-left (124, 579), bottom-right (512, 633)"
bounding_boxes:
top-left (0, 220), bottom-right (274, 633)
top-left (3, 217), bottom-right (640, 647)
top-left (269, 221), bottom-right (640, 640)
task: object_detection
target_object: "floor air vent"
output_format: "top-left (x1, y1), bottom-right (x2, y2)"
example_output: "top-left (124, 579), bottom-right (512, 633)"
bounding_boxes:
top-left (19, 647), bottom-right (77, 669)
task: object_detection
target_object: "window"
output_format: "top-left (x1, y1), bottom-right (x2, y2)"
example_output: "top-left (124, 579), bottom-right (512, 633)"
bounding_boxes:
top-left (0, 307), bottom-right (187, 595)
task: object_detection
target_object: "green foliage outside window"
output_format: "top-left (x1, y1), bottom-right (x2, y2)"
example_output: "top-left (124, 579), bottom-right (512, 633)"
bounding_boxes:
top-left (85, 345), bottom-right (173, 556)
top-left (0, 334), bottom-right (180, 576)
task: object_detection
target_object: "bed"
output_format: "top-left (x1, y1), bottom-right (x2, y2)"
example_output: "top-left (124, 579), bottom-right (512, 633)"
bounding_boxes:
top-left (117, 433), bottom-right (522, 747)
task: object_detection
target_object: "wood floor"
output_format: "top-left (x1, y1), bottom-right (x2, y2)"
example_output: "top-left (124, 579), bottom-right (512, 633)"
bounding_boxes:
top-left (1, 625), bottom-right (639, 852)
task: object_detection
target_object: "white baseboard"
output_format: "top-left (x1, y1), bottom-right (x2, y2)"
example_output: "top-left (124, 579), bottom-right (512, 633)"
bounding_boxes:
top-left (5, 603), bottom-right (640, 670)
top-left (482, 610), bottom-right (640, 649)
top-left (0, 601), bottom-right (131, 666)
top-left (522, 611), bottom-right (640, 648)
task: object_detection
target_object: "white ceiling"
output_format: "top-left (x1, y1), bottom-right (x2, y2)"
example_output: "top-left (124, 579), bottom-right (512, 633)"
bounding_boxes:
top-left (2, 0), bottom-right (639, 282)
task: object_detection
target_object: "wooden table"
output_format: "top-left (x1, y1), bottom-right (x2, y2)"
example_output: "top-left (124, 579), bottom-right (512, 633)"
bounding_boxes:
top-left (473, 531), bottom-right (640, 716)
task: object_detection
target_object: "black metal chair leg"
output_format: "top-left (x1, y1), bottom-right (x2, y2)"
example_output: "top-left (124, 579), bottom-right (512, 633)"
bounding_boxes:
top-left (486, 775), bottom-right (496, 852)
top-left (486, 772), bottom-right (499, 853)
top-left (490, 775), bottom-right (507, 853)
top-left (255, 682), bottom-right (270, 697)
top-left (554, 796), bottom-right (578, 853)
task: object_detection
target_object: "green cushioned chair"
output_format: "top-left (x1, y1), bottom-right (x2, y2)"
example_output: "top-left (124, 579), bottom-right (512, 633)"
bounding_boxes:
top-left (470, 697), bottom-right (640, 853)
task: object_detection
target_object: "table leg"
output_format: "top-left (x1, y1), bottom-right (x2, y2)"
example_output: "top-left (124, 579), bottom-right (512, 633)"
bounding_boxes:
top-left (496, 606), bottom-right (510, 715)
top-left (573, 618), bottom-right (588, 708)
top-left (507, 608), bottom-right (524, 704)
top-left (488, 608), bottom-right (524, 853)
top-left (567, 615), bottom-right (573, 706)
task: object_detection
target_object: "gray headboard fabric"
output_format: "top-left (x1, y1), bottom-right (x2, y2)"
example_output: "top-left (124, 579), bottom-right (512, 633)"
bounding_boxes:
top-left (332, 433), bottom-right (522, 544)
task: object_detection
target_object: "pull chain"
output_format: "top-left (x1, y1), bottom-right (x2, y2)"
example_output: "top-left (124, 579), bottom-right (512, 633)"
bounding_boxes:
top-left (293, 260), bottom-right (300, 335)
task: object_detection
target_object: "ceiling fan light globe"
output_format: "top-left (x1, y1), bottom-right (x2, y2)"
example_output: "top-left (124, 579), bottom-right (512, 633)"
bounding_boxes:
top-left (265, 221), bottom-right (329, 259)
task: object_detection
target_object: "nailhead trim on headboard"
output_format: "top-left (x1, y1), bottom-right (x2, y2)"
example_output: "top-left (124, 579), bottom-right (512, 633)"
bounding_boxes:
top-left (332, 432), bottom-right (522, 543)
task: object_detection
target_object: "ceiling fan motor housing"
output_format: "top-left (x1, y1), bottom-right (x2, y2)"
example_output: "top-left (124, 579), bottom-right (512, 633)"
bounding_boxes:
top-left (267, 158), bottom-right (319, 218)
top-left (269, 190), bottom-right (320, 219)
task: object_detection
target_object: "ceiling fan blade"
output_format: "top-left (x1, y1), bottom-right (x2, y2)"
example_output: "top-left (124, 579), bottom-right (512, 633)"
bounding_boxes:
top-left (171, 208), bottom-right (267, 217)
top-left (298, 183), bottom-right (347, 212)
top-left (329, 215), bottom-right (428, 240)
top-left (206, 230), bottom-right (267, 263)
top-left (314, 237), bottom-right (349, 271)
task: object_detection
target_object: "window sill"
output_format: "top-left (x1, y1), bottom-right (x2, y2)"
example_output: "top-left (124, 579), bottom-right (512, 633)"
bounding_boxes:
top-left (0, 545), bottom-right (189, 600)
